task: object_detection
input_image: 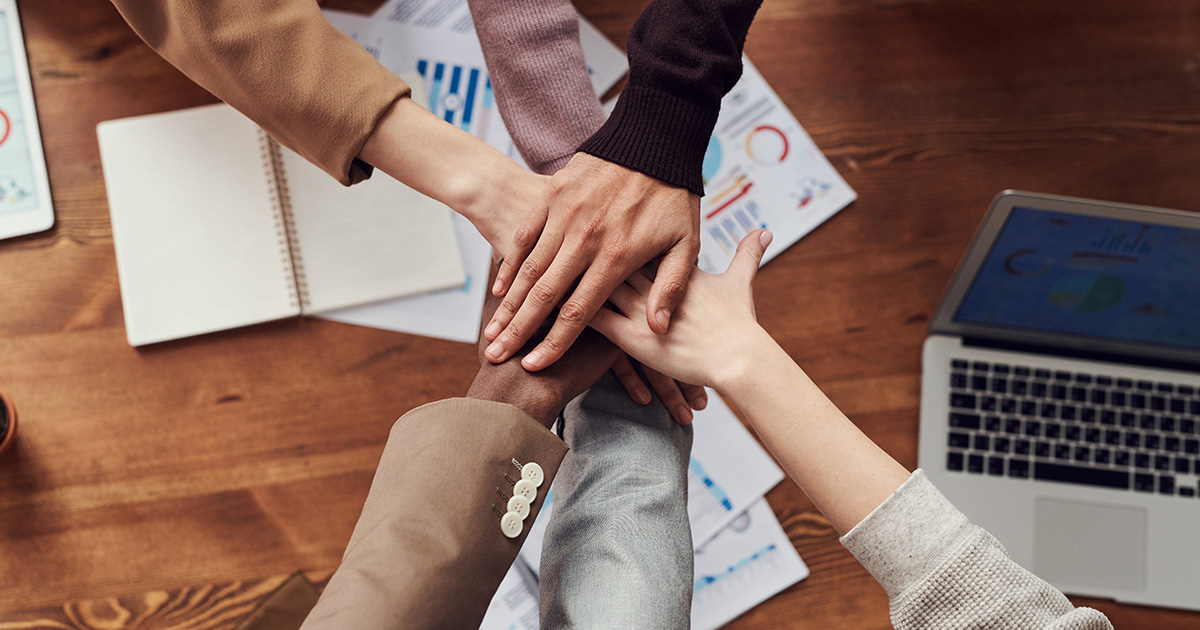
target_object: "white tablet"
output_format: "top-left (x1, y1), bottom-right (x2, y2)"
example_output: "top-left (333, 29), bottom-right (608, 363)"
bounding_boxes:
top-left (0, 0), bottom-right (52, 240)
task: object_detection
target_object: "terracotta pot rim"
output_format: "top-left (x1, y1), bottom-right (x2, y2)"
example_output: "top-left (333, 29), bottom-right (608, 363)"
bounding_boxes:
top-left (0, 389), bottom-right (16, 456)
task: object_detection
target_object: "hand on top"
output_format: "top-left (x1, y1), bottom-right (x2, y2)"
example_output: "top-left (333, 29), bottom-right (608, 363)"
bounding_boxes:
top-left (481, 153), bottom-right (701, 373)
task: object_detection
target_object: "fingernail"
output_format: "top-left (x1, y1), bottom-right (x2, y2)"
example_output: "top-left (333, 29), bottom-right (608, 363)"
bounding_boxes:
top-left (636, 389), bottom-right (652, 405)
top-left (491, 278), bottom-right (503, 296)
top-left (485, 341), bottom-right (504, 361)
top-left (656, 308), bottom-right (670, 330)
top-left (484, 321), bottom-right (502, 340)
top-left (675, 405), bottom-right (694, 425)
top-left (523, 349), bottom-right (545, 370)
top-left (759, 230), bottom-right (773, 248)
top-left (692, 397), bottom-right (707, 410)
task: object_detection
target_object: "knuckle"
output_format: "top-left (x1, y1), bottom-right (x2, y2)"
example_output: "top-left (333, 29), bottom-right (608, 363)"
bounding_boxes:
top-left (600, 245), bottom-right (630, 268)
top-left (501, 321), bottom-right (526, 344)
top-left (556, 301), bottom-right (588, 325)
top-left (538, 335), bottom-right (566, 356)
top-left (660, 280), bottom-right (688, 304)
top-left (529, 283), bottom-right (557, 307)
top-left (519, 258), bottom-right (544, 280)
top-left (513, 224), bottom-right (536, 250)
top-left (497, 298), bottom-right (520, 318)
top-left (579, 216), bottom-right (606, 245)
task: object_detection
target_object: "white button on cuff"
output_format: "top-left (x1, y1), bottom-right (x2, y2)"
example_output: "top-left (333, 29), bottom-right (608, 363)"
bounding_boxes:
top-left (521, 462), bottom-right (545, 488)
top-left (513, 479), bottom-right (537, 502)
top-left (507, 494), bottom-right (531, 520)
top-left (500, 511), bottom-right (523, 538)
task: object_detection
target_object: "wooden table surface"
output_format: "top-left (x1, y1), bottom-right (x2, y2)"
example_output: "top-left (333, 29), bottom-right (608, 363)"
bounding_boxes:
top-left (2, 0), bottom-right (1199, 627)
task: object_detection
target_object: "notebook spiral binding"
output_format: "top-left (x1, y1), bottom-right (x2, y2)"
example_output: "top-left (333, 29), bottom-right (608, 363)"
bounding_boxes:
top-left (258, 130), bottom-right (309, 310)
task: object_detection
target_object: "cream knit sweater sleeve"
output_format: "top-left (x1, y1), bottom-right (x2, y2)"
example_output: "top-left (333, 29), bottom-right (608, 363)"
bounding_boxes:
top-left (841, 470), bottom-right (1113, 629)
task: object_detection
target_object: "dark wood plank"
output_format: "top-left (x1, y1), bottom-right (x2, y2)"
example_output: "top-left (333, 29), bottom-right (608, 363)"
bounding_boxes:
top-left (2, 0), bottom-right (1199, 627)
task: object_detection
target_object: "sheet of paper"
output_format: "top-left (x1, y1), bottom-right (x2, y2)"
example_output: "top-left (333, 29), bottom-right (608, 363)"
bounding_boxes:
top-left (691, 498), bottom-right (809, 630)
top-left (480, 560), bottom-right (541, 630)
top-left (688, 390), bottom-right (786, 548)
top-left (320, 9), bottom-right (386, 60)
top-left (318, 213), bottom-right (491, 343)
top-left (697, 58), bottom-right (857, 274)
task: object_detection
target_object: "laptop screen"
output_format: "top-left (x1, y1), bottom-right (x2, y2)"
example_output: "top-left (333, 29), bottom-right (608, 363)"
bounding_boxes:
top-left (953, 206), bottom-right (1200, 352)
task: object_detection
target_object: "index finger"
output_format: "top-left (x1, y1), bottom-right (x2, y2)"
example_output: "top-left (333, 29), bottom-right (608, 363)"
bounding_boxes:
top-left (521, 262), bottom-right (630, 371)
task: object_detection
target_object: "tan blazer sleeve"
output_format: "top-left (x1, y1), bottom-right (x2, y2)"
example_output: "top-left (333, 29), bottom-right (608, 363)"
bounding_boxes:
top-left (109, 0), bottom-right (410, 185)
top-left (300, 398), bottom-right (568, 630)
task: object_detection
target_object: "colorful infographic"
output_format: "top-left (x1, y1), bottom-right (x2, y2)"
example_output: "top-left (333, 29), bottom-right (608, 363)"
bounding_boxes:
top-left (697, 59), bottom-right (856, 273)
top-left (0, 10), bottom-right (38, 216)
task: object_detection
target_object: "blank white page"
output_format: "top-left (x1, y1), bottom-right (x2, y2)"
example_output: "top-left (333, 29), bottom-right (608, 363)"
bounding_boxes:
top-left (276, 146), bottom-right (464, 313)
top-left (98, 105), bottom-right (299, 346)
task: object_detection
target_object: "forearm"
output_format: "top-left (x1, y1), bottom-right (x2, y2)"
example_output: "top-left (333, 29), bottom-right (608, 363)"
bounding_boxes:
top-left (359, 98), bottom-right (539, 251)
top-left (111, 0), bottom-right (408, 185)
top-left (717, 332), bottom-right (910, 534)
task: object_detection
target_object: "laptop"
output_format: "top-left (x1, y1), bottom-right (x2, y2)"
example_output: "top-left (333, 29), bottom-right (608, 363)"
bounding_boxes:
top-left (919, 190), bottom-right (1200, 610)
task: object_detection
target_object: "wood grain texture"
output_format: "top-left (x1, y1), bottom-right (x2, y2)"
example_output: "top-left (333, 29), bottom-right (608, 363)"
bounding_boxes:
top-left (1, 0), bottom-right (1199, 627)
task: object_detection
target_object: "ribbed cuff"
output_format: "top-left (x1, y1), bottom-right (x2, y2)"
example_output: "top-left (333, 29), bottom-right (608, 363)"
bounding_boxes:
top-left (577, 84), bottom-right (719, 196)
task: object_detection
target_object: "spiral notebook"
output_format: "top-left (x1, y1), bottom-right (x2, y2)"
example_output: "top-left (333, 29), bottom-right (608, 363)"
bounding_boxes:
top-left (98, 104), bottom-right (464, 347)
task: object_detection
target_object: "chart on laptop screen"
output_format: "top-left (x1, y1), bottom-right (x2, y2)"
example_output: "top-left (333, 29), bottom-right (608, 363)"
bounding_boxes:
top-left (955, 207), bottom-right (1200, 350)
top-left (0, 10), bottom-right (38, 216)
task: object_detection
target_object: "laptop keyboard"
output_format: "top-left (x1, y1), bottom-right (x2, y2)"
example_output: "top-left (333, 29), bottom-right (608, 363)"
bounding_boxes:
top-left (945, 358), bottom-right (1200, 498)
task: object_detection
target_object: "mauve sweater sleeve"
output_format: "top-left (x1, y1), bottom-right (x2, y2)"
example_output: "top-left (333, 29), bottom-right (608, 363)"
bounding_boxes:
top-left (110, 0), bottom-right (410, 185)
top-left (468, 0), bottom-right (605, 176)
top-left (578, 0), bottom-right (764, 195)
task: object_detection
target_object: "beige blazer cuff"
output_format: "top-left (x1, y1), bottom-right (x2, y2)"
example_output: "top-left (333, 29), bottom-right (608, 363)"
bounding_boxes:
top-left (300, 397), bottom-right (567, 630)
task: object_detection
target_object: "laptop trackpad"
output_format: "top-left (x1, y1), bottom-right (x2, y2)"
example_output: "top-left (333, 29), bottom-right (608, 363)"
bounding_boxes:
top-left (1032, 498), bottom-right (1147, 592)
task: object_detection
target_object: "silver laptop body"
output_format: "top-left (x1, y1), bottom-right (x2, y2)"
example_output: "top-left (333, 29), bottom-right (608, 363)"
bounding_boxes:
top-left (919, 190), bottom-right (1200, 610)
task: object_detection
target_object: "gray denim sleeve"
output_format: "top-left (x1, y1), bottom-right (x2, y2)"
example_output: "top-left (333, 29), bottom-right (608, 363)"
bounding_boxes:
top-left (538, 371), bottom-right (694, 630)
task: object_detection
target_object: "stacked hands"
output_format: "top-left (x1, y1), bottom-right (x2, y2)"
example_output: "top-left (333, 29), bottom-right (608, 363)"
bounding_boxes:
top-left (469, 173), bottom-right (776, 429)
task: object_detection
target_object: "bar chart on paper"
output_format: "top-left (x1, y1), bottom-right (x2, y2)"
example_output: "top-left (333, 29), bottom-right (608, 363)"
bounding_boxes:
top-left (415, 58), bottom-right (513, 155)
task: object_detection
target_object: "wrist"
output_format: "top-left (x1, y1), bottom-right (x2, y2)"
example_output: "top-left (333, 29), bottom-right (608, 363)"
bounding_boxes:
top-left (466, 378), bottom-right (560, 429)
top-left (461, 157), bottom-right (544, 256)
top-left (710, 327), bottom-right (783, 395)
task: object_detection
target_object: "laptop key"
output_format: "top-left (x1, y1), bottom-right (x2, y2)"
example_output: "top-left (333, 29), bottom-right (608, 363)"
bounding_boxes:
top-left (1040, 403), bottom-right (1057, 419)
top-left (950, 372), bottom-right (967, 388)
top-left (988, 457), bottom-right (1005, 476)
top-left (1094, 448), bottom-right (1111, 464)
top-left (1054, 444), bottom-right (1071, 461)
top-left (1114, 450), bottom-right (1131, 467)
top-left (974, 435), bottom-right (991, 451)
top-left (972, 361), bottom-right (990, 372)
top-left (1055, 371), bottom-right (1072, 381)
top-left (1090, 389), bottom-right (1107, 405)
top-left (948, 432), bottom-right (970, 449)
top-left (1064, 425), bottom-right (1081, 442)
top-left (1031, 382), bottom-right (1048, 398)
top-left (994, 437), bottom-right (1011, 454)
top-left (1015, 366), bottom-right (1032, 377)
top-left (1116, 378), bottom-right (1133, 389)
top-left (1045, 423), bottom-right (1063, 439)
top-left (1024, 421), bottom-right (1041, 437)
top-left (1080, 408), bottom-right (1097, 424)
top-left (1151, 396), bottom-right (1166, 411)
top-left (1181, 419), bottom-right (1196, 434)
top-left (1012, 380), bottom-right (1029, 396)
top-left (949, 412), bottom-right (981, 429)
top-left (1165, 436), bottom-right (1180, 452)
top-left (1021, 401), bottom-right (1038, 416)
top-left (1100, 410), bottom-right (1117, 425)
top-left (1008, 458), bottom-right (1030, 478)
top-left (1140, 414), bottom-right (1157, 430)
top-left (946, 451), bottom-right (964, 471)
top-left (1015, 439), bottom-right (1032, 456)
top-left (1084, 427), bottom-right (1100, 443)
top-left (981, 396), bottom-right (997, 412)
top-left (1071, 387), bottom-right (1088, 402)
top-left (1124, 432), bottom-right (1140, 448)
top-left (971, 375), bottom-right (989, 391)
top-left (1060, 405), bottom-right (1077, 421)
top-left (1005, 418), bottom-right (1022, 434)
top-left (1111, 392), bottom-right (1128, 407)
top-left (1035, 462), bottom-right (1129, 490)
top-left (1035, 369), bottom-right (1052, 380)
top-left (1051, 385), bottom-right (1068, 400)
top-left (1185, 438), bottom-right (1199, 454)
top-left (1171, 398), bottom-right (1186, 414)
top-left (1154, 455), bottom-right (1171, 471)
top-left (1120, 411), bottom-right (1136, 427)
top-left (1034, 441), bottom-right (1050, 458)
top-left (1159, 475), bottom-right (1176, 495)
top-left (993, 364), bottom-right (1010, 374)
top-left (1133, 473), bottom-right (1154, 493)
top-left (1104, 429), bottom-right (1121, 445)
top-left (991, 378), bottom-right (1008, 394)
top-left (1160, 416), bottom-right (1176, 432)
top-left (950, 393), bottom-right (977, 409)
top-left (968, 454), bottom-right (984, 474)
top-left (1074, 446), bottom-right (1091, 462)
top-left (985, 415), bottom-right (1002, 432)
top-left (1000, 398), bottom-right (1017, 414)
top-left (1181, 487), bottom-right (1196, 497)
top-left (1145, 434), bottom-right (1161, 450)
top-left (1135, 453), bottom-right (1150, 469)
top-left (1174, 457), bottom-right (1190, 474)
top-left (951, 359), bottom-right (969, 369)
